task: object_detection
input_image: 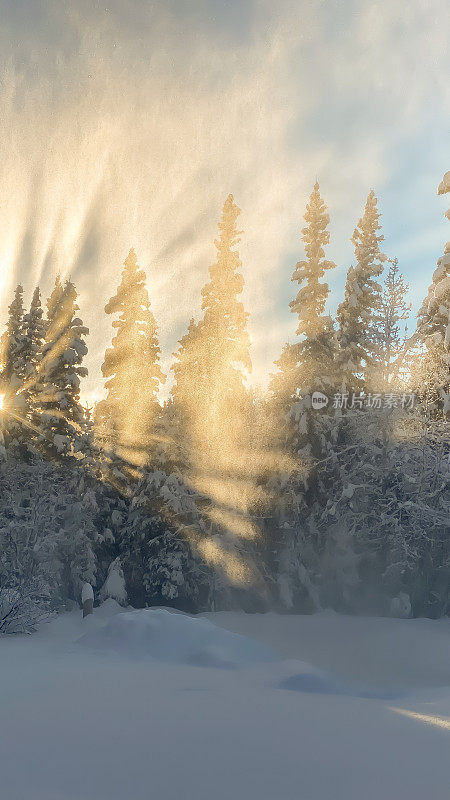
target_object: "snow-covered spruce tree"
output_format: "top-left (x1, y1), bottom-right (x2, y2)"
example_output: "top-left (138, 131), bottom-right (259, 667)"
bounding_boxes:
top-left (414, 171), bottom-right (450, 416)
top-left (269, 184), bottom-right (337, 454)
top-left (311, 411), bottom-right (449, 617)
top-left (289, 183), bottom-right (338, 456)
top-left (373, 258), bottom-right (411, 390)
top-left (257, 382), bottom-right (344, 613)
top-left (0, 584), bottom-right (50, 635)
top-left (18, 286), bottom-right (47, 421)
top-left (100, 248), bottom-right (165, 467)
top-left (0, 284), bottom-right (25, 387)
top-left (263, 186), bottom-right (339, 609)
top-left (144, 531), bottom-right (209, 609)
top-left (0, 456), bottom-right (100, 610)
top-left (337, 190), bottom-right (385, 390)
top-left (120, 468), bottom-right (211, 609)
top-left (265, 364), bottom-right (323, 610)
top-left (0, 285), bottom-right (27, 434)
top-left (34, 279), bottom-right (89, 456)
top-left (290, 181), bottom-right (336, 394)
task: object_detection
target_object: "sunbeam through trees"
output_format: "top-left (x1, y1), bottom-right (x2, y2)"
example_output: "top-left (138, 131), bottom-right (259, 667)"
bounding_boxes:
top-left (0, 173), bottom-right (448, 618)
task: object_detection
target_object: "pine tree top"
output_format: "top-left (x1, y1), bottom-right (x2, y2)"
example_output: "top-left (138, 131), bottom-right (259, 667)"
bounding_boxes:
top-left (30, 285), bottom-right (43, 311)
top-left (202, 195), bottom-right (245, 315)
top-left (21, 286), bottom-right (46, 374)
top-left (351, 189), bottom-right (384, 276)
top-left (288, 183), bottom-right (336, 394)
top-left (216, 194), bottom-right (242, 250)
top-left (199, 195), bottom-right (251, 372)
top-left (105, 248), bottom-right (157, 330)
top-left (101, 248), bottom-right (164, 412)
top-left (8, 284), bottom-right (25, 319)
top-left (47, 275), bottom-right (63, 321)
top-left (290, 182), bottom-right (336, 328)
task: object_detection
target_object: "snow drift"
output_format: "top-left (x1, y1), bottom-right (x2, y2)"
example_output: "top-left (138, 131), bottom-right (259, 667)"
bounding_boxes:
top-left (77, 607), bottom-right (276, 668)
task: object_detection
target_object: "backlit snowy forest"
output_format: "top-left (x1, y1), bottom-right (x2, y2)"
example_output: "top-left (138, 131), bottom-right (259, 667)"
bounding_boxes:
top-left (0, 172), bottom-right (449, 633)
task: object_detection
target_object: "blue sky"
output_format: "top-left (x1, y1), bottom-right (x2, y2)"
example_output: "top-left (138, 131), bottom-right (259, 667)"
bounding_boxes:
top-left (0, 0), bottom-right (448, 400)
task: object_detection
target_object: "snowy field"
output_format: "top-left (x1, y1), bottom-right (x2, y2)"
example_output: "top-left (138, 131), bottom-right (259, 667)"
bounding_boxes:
top-left (1, 603), bottom-right (450, 800)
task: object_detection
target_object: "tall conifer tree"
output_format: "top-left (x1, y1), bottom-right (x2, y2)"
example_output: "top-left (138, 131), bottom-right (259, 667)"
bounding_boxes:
top-left (35, 279), bottom-right (88, 454)
top-left (100, 248), bottom-right (164, 464)
top-left (0, 285), bottom-right (25, 388)
top-left (172, 195), bottom-right (251, 459)
top-left (199, 193), bottom-right (251, 400)
top-left (171, 197), bottom-right (263, 598)
top-left (414, 171), bottom-right (450, 414)
top-left (289, 181), bottom-right (336, 394)
top-left (374, 258), bottom-right (411, 389)
top-left (0, 285), bottom-right (27, 430)
top-left (19, 286), bottom-right (47, 415)
top-left (337, 190), bottom-right (385, 390)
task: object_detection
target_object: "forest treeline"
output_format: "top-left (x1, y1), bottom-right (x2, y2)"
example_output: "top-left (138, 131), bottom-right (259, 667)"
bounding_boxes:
top-left (0, 173), bottom-right (449, 630)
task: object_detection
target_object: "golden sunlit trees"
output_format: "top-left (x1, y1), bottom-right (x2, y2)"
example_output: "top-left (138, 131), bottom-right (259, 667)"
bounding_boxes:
top-left (34, 279), bottom-right (89, 455)
top-left (0, 179), bottom-right (448, 617)
top-left (290, 181), bottom-right (336, 394)
top-left (170, 196), bottom-right (268, 603)
top-left (100, 248), bottom-right (165, 466)
top-left (172, 194), bottom-right (251, 464)
top-left (337, 190), bottom-right (385, 390)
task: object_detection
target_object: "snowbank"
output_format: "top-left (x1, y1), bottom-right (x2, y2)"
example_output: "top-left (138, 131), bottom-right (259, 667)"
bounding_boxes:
top-left (1, 607), bottom-right (450, 800)
top-left (205, 611), bottom-right (450, 689)
top-left (77, 607), bottom-right (276, 668)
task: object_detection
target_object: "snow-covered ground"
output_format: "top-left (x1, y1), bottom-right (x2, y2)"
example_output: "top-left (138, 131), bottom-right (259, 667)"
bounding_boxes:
top-left (1, 603), bottom-right (449, 800)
